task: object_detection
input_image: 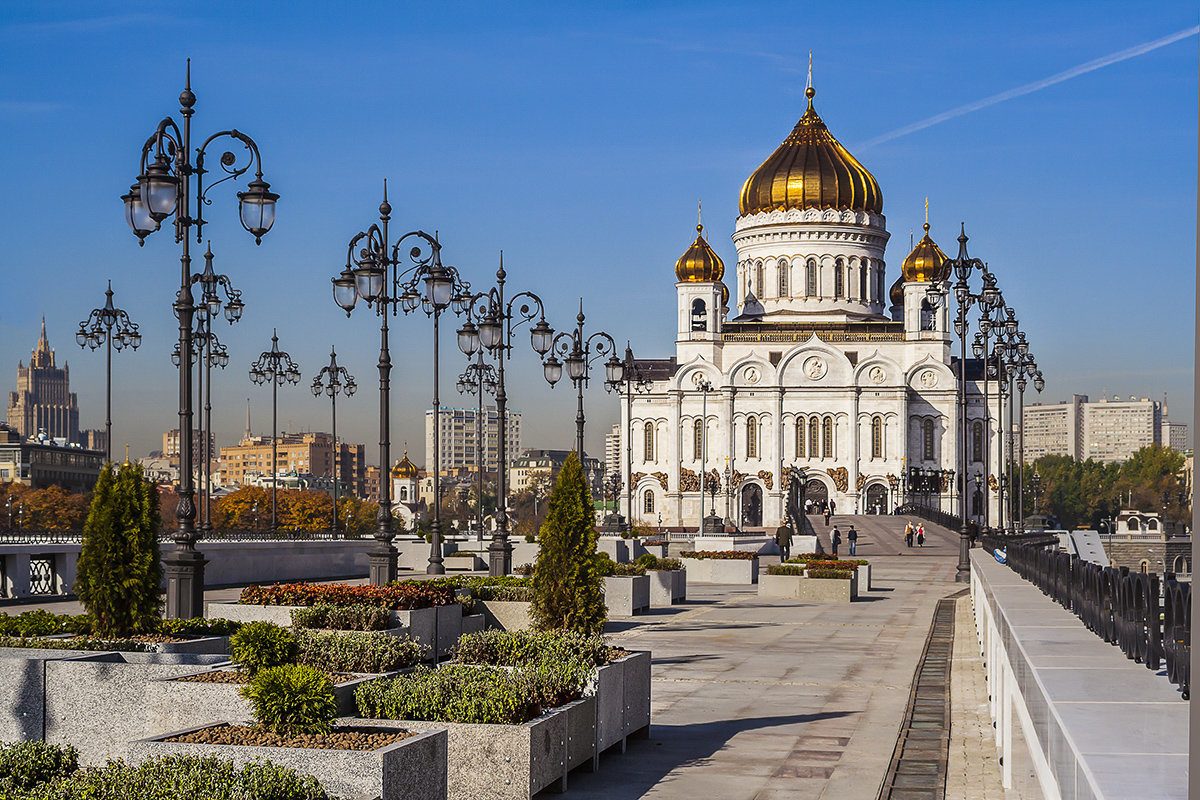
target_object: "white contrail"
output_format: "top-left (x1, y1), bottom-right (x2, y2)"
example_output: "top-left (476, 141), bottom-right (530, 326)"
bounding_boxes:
top-left (857, 25), bottom-right (1199, 150)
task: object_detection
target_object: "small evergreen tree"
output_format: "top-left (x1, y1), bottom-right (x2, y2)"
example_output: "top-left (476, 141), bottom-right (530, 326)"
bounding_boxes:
top-left (531, 453), bottom-right (606, 634)
top-left (75, 463), bottom-right (163, 637)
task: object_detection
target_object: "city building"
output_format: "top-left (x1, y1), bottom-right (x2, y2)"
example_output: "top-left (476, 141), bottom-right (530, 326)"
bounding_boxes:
top-left (218, 432), bottom-right (366, 497)
top-left (624, 81), bottom-right (1003, 530)
top-left (1162, 421), bottom-right (1189, 452)
top-left (162, 428), bottom-right (217, 469)
top-left (1082, 397), bottom-right (1162, 464)
top-left (508, 449), bottom-right (602, 497)
top-left (604, 424), bottom-right (621, 484)
top-left (82, 429), bottom-right (107, 454)
top-left (424, 405), bottom-right (520, 476)
top-left (1022, 395), bottom-right (1087, 461)
top-left (6, 319), bottom-right (81, 443)
top-left (0, 422), bottom-right (104, 492)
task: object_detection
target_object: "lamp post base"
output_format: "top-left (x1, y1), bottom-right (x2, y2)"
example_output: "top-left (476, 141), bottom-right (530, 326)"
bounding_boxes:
top-left (488, 536), bottom-right (513, 577)
top-left (368, 541), bottom-right (397, 585)
top-left (163, 548), bottom-right (207, 619)
top-left (955, 530), bottom-right (971, 583)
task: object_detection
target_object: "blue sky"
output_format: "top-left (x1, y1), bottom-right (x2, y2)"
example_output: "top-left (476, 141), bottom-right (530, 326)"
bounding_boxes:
top-left (0, 1), bottom-right (1196, 463)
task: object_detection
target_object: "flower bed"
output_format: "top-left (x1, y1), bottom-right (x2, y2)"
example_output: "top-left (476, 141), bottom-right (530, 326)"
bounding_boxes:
top-left (164, 722), bottom-right (411, 750)
top-left (680, 550), bottom-right (757, 560)
top-left (240, 581), bottom-right (457, 610)
top-left (0, 610), bottom-right (241, 640)
top-left (290, 604), bottom-right (391, 632)
top-left (295, 629), bottom-right (427, 674)
top-left (0, 635), bottom-right (151, 652)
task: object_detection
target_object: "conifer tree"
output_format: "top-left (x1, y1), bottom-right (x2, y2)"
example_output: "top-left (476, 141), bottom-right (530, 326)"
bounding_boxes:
top-left (531, 452), bottom-right (606, 634)
top-left (75, 463), bottom-right (163, 637)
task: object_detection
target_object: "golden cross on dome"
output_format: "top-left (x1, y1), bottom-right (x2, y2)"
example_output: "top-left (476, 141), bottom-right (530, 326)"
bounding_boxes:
top-left (806, 51), bottom-right (812, 91)
top-left (924, 197), bottom-right (929, 225)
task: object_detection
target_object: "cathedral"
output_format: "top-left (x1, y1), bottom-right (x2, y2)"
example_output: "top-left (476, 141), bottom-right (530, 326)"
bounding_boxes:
top-left (623, 83), bottom-right (999, 531)
top-left (6, 319), bottom-right (81, 444)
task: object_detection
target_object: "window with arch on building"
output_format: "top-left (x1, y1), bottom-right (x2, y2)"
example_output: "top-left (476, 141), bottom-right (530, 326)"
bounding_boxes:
top-left (643, 421), bottom-right (655, 462)
top-left (822, 416), bottom-right (834, 458)
top-left (746, 416), bottom-right (759, 459)
top-left (795, 418), bottom-right (806, 458)
top-left (972, 421), bottom-right (984, 462)
top-left (755, 262), bottom-right (765, 297)
top-left (690, 298), bottom-right (707, 332)
top-left (778, 258), bottom-right (788, 297)
top-left (1139, 560), bottom-right (1149, 574)
top-left (871, 416), bottom-right (883, 459)
top-left (834, 258), bottom-right (844, 298)
top-left (693, 418), bottom-right (704, 461)
top-left (809, 417), bottom-right (820, 458)
top-left (923, 418), bottom-right (935, 460)
top-left (859, 262), bottom-right (868, 300)
top-left (806, 259), bottom-right (817, 296)
top-left (643, 489), bottom-right (654, 514)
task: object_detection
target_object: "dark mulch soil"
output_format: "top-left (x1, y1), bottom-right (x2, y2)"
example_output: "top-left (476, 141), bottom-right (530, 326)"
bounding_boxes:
top-left (174, 670), bottom-right (359, 685)
top-left (165, 723), bottom-right (412, 750)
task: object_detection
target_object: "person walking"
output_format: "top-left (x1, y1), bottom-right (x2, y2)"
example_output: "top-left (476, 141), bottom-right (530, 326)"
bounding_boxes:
top-left (830, 525), bottom-right (841, 557)
top-left (847, 525), bottom-right (858, 556)
top-left (916, 523), bottom-right (925, 547)
top-left (823, 505), bottom-right (831, 527)
top-left (904, 522), bottom-right (914, 548)
top-left (775, 522), bottom-right (793, 562)
top-left (829, 499), bottom-right (836, 515)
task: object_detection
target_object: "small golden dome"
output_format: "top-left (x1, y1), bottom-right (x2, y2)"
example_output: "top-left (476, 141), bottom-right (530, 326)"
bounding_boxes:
top-left (901, 223), bottom-right (950, 282)
top-left (391, 450), bottom-right (419, 479)
top-left (889, 274), bottom-right (905, 307)
top-left (675, 224), bottom-right (725, 283)
top-left (719, 281), bottom-right (729, 309)
top-left (739, 86), bottom-right (882, 217)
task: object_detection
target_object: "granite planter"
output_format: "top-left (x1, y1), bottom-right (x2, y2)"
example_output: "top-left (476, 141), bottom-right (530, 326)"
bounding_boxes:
top-left (759, 572), bottom-right (858, 602)
top-left (682, 556), bottom-right (759, 584)
top-left (445, 553), bottom-right (485, 571)
top-left (597, 537), bottom-right (630, 564)
top-left (38, 633), bottom-right (230, 655)
top-left (602, 575), bottom-right (650, 616)
top-left (434, 603), bottom-right (462, 661)
top-left (462, 614), bottom-right (485, 636)
top-left (588, 650), bottom-right (651, 756)
top-left (129, 722), bottom-right (447, 800)
top-left (479, 600), bottom-right (534, 631)
top-left (647, 569), bottom-right (685, 606)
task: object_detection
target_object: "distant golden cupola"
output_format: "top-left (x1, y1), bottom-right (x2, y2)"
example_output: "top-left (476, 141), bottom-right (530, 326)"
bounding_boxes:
top-left (391, 449), bottom-right (419, 479)
top-left (674, 223), bottom-right (725, 283)
top-left (739, 86), bottom-right (883, 217)
top-left (889, 274), bottom-right (906, 308)
top-left (901, 223), bottom-right (950, 282)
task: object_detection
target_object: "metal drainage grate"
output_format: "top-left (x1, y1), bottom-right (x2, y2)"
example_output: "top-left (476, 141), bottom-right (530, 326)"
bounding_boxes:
top-left (876, 589), bottom-right (964, 799)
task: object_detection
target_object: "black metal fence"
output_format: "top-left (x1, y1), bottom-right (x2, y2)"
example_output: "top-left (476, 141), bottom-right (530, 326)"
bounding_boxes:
top-left (895, 503), bottom-right (963, 532)
top-left (1001, 540), bottom-right (1190, 699)
top-left (0, 528), bottom-right (356, 545)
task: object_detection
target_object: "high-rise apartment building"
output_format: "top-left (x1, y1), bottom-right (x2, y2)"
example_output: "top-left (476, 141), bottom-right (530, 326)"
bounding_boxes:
top-left (1082, 397), bottom-right (1162, 463)
top-left (605, 424), bottom-right (621, 482)
top-left (1023, 395), bottom-right (1087, 461)
top-left (1161, 421), bottom-right (1190, 452)
top-left (424, 405), bottom-right (520, 476)
top-left (163, 428), bottom-right (217, 468)
top-left (6, 319), bottom-right (80, 443)
top-left (218, 432), bottom-right (366, 497)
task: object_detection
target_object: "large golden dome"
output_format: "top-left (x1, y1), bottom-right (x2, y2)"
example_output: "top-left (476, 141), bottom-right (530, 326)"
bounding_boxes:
top-left (391, 450), bottom-right (419, 479)
top-left (674, 223), bottom-right (725, 283)
top-left (739, 87), bottom-right (882, 217)
top-left (901, 223), bottom-right (950, 282)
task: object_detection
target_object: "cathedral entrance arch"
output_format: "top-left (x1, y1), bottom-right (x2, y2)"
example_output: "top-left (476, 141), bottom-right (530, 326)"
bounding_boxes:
top-left (740, 484), bottom-right (763, 528)
top-left (865, 483), bottom-right (888, 514)
top-left (805, 479), bottom-right (828, 506)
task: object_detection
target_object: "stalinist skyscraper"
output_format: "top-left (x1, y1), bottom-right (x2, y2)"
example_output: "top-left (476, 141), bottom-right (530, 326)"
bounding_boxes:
top-left (6, 318), bottom-right (81, 443)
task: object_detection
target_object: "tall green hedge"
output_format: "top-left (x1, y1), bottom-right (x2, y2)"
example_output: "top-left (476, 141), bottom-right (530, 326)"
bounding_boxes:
top-left (73, 463), bottom-right (162, 637)
top-left (531, 452), bottom-right (605, 635)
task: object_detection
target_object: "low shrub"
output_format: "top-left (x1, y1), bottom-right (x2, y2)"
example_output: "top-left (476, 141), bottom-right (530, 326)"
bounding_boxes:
top-left (157, 618), bottom-right (243, 637)
top-left (230, 622), bottom-right (297, 676)
top-left (806, 568), bottom-right (853, 580)
top-left (784, 559), bottom-right (860, 571)
top-left (15, 754), bottom-right (330, 800)
top-left (452, 629), bottom-right (614, 668)
top-left (516, 658), bottom-right (590, 709)
top-left (680, 550), bottom-right (757, 560)
top-left (239, 581), bottom-right (457, 610)
top-left (445, 550), bottom-right (478, 559)
top-left (240, 664), bottom-right (338, 735)
top-left (610, 563), bottom-right (645, 577)
top-left (0, 741), bottom-right (78, 793)
top-left (513, 563), bottom-right (534, 576)
top-left (0, 636), bottom-right (149, 652)
top-left (356, 665), bottom-right (535, 724)
top-left (524, 533), bottom-right (536, 543)
top-left (785, 555), bottom-right (868, 567)
top-left (639, 538), bottom-right (667, 547)
top-left (594, 552), bottom-right (615, 577)
top-left (635, 554), bottom-right (683, 571)
top-left (290, 604), bottom-right (391, 632)
top-left (294, 629), bottom-right (428, 673)
top-left (766, 564), bottom-right (806, 576)
top-left (0, 611), bottom-right (89, 638)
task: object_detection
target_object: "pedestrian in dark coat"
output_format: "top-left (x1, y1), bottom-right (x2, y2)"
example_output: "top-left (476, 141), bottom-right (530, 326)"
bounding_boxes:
top-left (775, 523), bottom-right (793, 562)
top-left (847, 526), bottom-right (858, 556)
top-left (830, 526), bottom-right (841, 557)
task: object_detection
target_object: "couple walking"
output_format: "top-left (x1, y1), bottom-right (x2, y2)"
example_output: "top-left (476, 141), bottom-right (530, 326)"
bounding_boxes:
top-left (903, 522), bottom-right (925, 548)
top-left (829, 525), bottom-right (857, 557)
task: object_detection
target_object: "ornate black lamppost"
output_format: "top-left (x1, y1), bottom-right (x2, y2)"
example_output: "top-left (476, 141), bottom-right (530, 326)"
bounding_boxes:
top-left (1013, 344), bottom-right (1043, 533)
top-left (455, 351), bottom-right (497, 542)
top-left (311, 347), bottom-right (356, 536)
top-left (249, 331), bottom-right (300, 534)
top-left (541, 301), bottom-right (622, 466)
top-left (697, 378), bottom-right (716, 535)
top-left (456, 261), bottom-right (553, 575)
top-left (174, 319), bottom-right (229, 532)
top-left (618, 344), bottom-right (653, 533)
top-left (77, 282), bottom-right (141, 464)
top-left (333, 186), bottom-right (472, 578)
top-left (122, 61), bottom-right (278, 618)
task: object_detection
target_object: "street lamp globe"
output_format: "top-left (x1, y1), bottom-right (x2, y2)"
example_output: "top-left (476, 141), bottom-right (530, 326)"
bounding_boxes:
top-left (354, 260), bottom-right (385, 304)
top-left (140, 153), bottom-right (179, 221)
top-left (425, 265), bottom-right (454, 308)
top-left (529, 320), bottom-right (553, 355)
top-left (605, 355), bottom-right (624, 384)
top-left (332, 268), bottom-right (358, 315)
top-left (237, 178), bottom-right (279, 243)
top-left (122, 184), bottom-right (157, 243)
top-left (543, 354), bottom-right (563, 386)
top-left (479, 314), bottom-right (503, 350)
top-left (457, 320), bottom-right (480, 355)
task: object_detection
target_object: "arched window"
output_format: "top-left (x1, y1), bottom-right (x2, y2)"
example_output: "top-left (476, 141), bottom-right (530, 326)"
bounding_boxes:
top-left (643, 490), bottom-right (654, 514)
top-left (972, 421), bottom-right (984, 463)
top-left (1139, 560), bottom-right (1149, 574)
top-left (755, 262), bottom-right (764, 297)
top-left (822, 416), bottom-right (834, 458)
top-left (778, 258), bottom-right (788, 297)
top-left (796, 418), bottom-right (805, 458)
top-left (1173, 556), bottom-right (1186, 573)
top-left (859, 262), bottom-right (868, 300)
top-left (920, 299), bottom-right (936, 330)
top-left (643, 422), bottom-right (655, 462)
top-left (399, 486), bottom-right (408, 501)
top-left (834, 259), bottom-right (844, 298)
top-left (690, 299), bottom-right (707, 332)
top-left (871, 417), bottom-right (883, 459)
top-left (806, 259), bottom-right (817, 296)
top-left (1127, 518), bottom-right (1139, 531)
top-left (923, 418), bottom-right (935, 461)
top-left (746, 416), bottom-right (758, 459)
top-left (693, 418), bottom-right (704, 461)
top-left (1148, 518), bottom-right (1159, 531)
top-left (809, 417), bottom-right (820, 458)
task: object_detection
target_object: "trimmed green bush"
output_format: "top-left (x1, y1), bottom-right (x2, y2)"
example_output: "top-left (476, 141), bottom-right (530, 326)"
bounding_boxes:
top-left (74, 463), bottom-right (163, 638)
top-left (294, 629), bottom-right (428, 673)
top-left (594, 552), bottom-right (615, 577)
top-left (806, 568), bottom-right (853, 579)
top-left (0, 741), bottom-right (78, 793)
top-left (680, 550), bottom-right (757, 560)
top-left (452, 629), bottom-right (613, 668)
top-left (240, 664), bottom-right (338, 736)
top-left (15, 754), bottom-right (330, 800)
top-left (610, 563), bottom-right (645, 577)
top-left (635, 554), bottom-right (683, 571)
top-left (0, 636), bottom-right (149, 652)
top-left (230, 622), bottom-right (297, 676)
top-left (157, 618), bottom-right (242, 637)
top-left (289, 604), bottom-right (391, 632)
top-left (356, 665), bottom-right (535, 724)
top-left (766, 564), bottom-right (806, 576)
